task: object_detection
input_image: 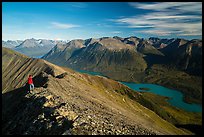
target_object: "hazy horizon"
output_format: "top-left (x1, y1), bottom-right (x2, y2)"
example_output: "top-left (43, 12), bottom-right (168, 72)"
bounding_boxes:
top-left (2, 35), bottom-right (202, 41)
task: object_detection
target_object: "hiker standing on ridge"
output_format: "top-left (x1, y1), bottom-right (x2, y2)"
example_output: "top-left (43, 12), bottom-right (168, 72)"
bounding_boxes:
top-left (28, 75), bottom-right (34, 92)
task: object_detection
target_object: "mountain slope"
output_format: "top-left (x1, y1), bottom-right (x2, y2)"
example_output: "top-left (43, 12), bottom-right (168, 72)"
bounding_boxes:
top-left (43, 37), bottom-right (148, 82)
top-left (171, 40), bottom-right (202, 75)
top-left (42, 39), bottom-right (85, 66)
top-left (2, 47), bottom-right (191, 135)
top-left (2, 47), bottom-right (58, 93)
top-left (41, 36), bottom-right (202, 105)
top-left (43, 36), bottom-right (202, 82)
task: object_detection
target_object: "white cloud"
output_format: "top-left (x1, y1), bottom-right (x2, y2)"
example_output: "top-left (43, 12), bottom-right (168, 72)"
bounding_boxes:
top-left (51, 22), bottom-right (80, 29)
top-left (143, 12), bottom-right (201, 20)
top-left (110, 31), bottom-right (122, 34)
top-left (177, 33), bottom-right (201, 36)
top-left (113, 2), bottom-right (202, 36)
top-left (127, 25), bottom-right (154, 28)
top-left (129, 2), bottom-right (202, 14)
top-left (138, 30), bottom-right (173, 36)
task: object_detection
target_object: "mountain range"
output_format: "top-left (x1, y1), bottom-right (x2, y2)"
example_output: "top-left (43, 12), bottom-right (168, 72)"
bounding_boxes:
top-left (2, 47), bottom-right (201, 135)
top-left (2, 38), bottom-right (68, 57)
top-left (2, 40), bottom-right (23, 48)
top-left (42, 36), bottom-right (202, 77)
top-left (41, 36), bottom-right (202, 105)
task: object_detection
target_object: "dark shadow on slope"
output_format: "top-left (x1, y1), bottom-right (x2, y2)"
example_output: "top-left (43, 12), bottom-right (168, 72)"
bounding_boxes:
top-left (33, 72), bottom-right (49, 88)
top-left (69, 47), bottom-right (85, 59)
top-left (2, 81), bottom-right (73, 135)
top-left (56, 72), bottom-right (68, 79)
top-left (143, 54), bottom-right (170, 69)
top-left (175, 124), bottom-right (202, 135)
top-left (32, 68), bottom-right (56, 88)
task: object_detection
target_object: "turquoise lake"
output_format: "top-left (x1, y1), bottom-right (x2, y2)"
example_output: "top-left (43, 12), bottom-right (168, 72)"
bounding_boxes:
top-left (76, 69), bottom-right (202, 113)
top-left (121, 82), bottom-right (202, 113)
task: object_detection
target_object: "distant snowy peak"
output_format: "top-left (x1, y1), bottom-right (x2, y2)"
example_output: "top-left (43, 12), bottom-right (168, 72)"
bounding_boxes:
top-left (15, 38), bottom-right (39, 48)
top-left (15, 38), bottom-right (58, 48)
top-left (2, 38), bottom-right (69, 49)
top-left (2, 40), bottom-right (23, 48)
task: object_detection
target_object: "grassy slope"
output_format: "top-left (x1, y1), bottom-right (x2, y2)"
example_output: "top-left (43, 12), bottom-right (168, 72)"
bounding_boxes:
top-left (141, 92), bottom-right (202, 125)
top-left (114, 86), bottom-right (201, 134)
top-left (120, 86), bottom-right (201, 134)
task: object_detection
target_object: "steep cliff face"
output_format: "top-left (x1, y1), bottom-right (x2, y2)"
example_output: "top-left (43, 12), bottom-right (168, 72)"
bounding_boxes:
top-left (2, 47), bottom-right (190, 135)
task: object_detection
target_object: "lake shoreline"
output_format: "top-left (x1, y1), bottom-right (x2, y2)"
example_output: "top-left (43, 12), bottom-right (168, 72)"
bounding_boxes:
top-left (76, 69), bottom-right (202, 113)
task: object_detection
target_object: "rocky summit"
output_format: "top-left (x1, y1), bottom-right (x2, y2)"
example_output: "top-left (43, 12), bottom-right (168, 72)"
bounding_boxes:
top-left (2, 47), bottom-right (191, 135)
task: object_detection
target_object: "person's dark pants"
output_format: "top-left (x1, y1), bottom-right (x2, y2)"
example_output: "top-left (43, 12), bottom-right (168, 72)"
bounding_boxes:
top-left (29, 84), bottom-right (34, 91)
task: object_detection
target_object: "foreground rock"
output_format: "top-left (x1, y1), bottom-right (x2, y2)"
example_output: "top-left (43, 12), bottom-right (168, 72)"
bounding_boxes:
top-left (3, 86), bottom-right (157, 135)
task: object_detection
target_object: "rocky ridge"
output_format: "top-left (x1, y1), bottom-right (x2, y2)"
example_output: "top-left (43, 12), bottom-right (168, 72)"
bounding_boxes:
top-left (3, 83), bottom-right (156, 135)
top-left (2, 47), bottom-right (190, 135)
top-left (2, 71), bottom-right (187, 135)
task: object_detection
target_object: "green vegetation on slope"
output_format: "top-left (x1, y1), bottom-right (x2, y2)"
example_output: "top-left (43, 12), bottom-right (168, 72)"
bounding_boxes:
top-left (114, 86), bottom-right (201, 134)
top-left (142, 64), bottom-right (202, 105)
top-left (140, 92), bottom-right (201, 125)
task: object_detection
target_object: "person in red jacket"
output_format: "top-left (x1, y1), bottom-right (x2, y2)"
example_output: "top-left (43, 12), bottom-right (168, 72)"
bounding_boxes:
top-left (28, 75), bottom-right (34, 91)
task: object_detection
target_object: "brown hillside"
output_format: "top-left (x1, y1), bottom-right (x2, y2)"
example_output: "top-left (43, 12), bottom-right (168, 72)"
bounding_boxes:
top-left (2, 47), bottom-right (190, 135)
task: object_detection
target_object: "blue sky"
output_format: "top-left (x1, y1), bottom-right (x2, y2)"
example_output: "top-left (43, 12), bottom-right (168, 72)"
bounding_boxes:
top-left (2, 2), bottom-right (202, 40)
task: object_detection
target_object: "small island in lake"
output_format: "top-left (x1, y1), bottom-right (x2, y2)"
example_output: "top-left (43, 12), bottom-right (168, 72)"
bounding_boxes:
top-left (139, 87), bottom-right (150, 91)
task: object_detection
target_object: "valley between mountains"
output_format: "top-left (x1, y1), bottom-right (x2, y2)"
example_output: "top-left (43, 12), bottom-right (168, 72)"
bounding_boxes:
top-left (42, 36), bottom-right (202, 105)
top-left (2, 36), bottom-right (202, 135)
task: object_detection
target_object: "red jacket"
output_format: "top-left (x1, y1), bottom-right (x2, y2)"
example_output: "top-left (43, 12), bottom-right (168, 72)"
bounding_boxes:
top-left (28, 77), bottom-right (33, 84)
